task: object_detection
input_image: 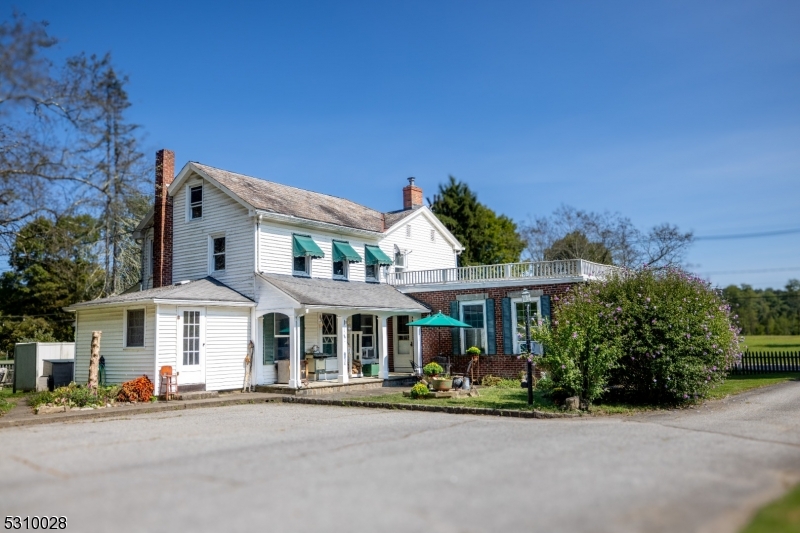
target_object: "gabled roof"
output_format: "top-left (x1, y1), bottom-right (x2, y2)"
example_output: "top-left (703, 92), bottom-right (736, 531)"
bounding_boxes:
top-left (65, 277), bottom-right (254, 310)
top-left (188, 163), bottom-right (387, 233)
top-left (258, 273), bottom-right (429, 312)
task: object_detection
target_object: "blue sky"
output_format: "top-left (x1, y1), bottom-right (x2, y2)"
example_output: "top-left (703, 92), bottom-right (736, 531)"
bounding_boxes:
top-left (9, 0), bottom-right (800, 289)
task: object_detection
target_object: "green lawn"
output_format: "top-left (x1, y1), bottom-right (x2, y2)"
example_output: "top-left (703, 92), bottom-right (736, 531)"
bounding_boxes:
top-left (742, 335), bottom-right (800, 352)
top-left (708, 373), bottom-right (800, 399)
top-left (741, 482), bottom-right (800, 533)
top-left (0, 388), bottom-right (28, 416)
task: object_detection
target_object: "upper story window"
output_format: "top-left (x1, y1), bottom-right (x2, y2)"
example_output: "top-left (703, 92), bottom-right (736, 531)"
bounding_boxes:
top-left (126, 309), bottom-right (145, 348)
top-left (394, 246), bottom-right (407, 272)
top-left (212, 236), bottom-right (226, 271)
top-left (460, 301), bottom-right (486, 354)
top-left (332, 240), bottom-right (362, 281)
top-left (364, 245), bottom-right (392, 282)
top-left (190, 186), bottom-right (203, 219)
top-left (292, 234), bottom-right (324, 277)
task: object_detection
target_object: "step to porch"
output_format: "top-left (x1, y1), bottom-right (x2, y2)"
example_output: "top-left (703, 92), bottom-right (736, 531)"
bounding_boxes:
top-left (175, 390), bottom-right (219, 401)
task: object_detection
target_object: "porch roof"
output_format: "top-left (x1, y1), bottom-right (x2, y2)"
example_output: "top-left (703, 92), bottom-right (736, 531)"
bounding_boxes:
top-left (257, 273), bottom-right (429, 313)
top-left (65, 277), bottom-right (255, 310)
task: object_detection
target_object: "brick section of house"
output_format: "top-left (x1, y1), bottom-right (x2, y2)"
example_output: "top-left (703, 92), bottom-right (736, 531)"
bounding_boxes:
top-left (407, 283), bottom-right (575, 380)
top-left (153, 149), bottom-right (175, 288)
top-left (387, 317), bottom-right (394, 372)
top-left (402, 177), bottom-right (423, 209)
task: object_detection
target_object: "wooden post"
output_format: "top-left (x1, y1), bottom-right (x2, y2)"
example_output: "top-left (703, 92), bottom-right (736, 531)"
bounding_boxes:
top-left (88, 331), bottom-right (101, 391)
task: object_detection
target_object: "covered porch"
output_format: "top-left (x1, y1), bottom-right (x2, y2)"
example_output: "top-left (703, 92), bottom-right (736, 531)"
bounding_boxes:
top-left (253, 273), bottom-right (428, 390)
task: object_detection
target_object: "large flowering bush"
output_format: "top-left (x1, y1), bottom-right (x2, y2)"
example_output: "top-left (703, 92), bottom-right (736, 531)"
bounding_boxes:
top-left (531, 267), bottom-right (743, 405)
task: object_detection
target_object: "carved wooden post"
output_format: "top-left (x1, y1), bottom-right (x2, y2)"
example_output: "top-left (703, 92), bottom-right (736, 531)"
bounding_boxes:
top-left (88, 331), bottom-right (101, 391)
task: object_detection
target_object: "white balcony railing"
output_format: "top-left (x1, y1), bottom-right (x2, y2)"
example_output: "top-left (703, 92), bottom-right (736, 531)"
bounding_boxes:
top-left (387, 259), bottom-right (621, 287)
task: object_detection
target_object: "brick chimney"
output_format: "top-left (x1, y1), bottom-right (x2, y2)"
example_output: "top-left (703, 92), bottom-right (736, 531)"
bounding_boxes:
top-left (152, 149), bottom-right (175, 288)
top-left (403, 177), bottom-right (423, 210)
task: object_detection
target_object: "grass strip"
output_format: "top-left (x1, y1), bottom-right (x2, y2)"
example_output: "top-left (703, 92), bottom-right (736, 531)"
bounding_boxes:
top-left (741, 482), bottom-right (800, 533)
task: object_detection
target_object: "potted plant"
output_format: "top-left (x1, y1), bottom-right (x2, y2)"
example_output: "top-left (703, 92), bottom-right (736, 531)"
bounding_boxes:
top-left (466, 346), bottom-right (481, 362)
top-left (430, 376), bottom-right (453, 391)
top-left (423, 362), bottom-right (443, 379)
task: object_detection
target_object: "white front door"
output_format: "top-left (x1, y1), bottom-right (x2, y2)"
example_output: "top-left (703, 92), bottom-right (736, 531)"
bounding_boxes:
top-left (178, 308), bottom-right (205, 385)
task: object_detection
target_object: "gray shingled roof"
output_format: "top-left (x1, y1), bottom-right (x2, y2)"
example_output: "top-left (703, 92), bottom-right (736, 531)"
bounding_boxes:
top-left (67, 277), bottom-right (254, 310)
top-left (195, 163), bottom-right (388, 233)
top-left (259, 273), bottom-right (429, 312)
top-left (383, 208), bottom-right (417, 229)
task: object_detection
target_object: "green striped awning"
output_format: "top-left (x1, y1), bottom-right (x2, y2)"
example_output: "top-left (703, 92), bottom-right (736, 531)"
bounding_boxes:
top-left (365, 245), bottom-right (393, 266)
top-left (333, 241), bottom-right (362, 263)
top-left (293, 235), bottom-right (325, 258)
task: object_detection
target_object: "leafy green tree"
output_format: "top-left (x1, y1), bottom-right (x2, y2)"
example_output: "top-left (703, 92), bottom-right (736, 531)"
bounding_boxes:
top-left (0, 215), bottom-right (103, 343)
top-left (0, 314), bottom-right (56, 356)
top-left (722, 280), bottom-right (800, 335)
top-left (428, 176), bottom-right (525, 265)
top-left (543, 230), bottom-right (613, 264)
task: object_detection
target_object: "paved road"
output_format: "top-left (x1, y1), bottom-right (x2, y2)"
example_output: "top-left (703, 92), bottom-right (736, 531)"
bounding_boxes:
top-left (1, 382), bottom-right (799, 533)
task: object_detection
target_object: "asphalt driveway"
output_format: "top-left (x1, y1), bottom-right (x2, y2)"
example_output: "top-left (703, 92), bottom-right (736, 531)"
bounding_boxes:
top-left (1, 381), bottom-right (799, 533)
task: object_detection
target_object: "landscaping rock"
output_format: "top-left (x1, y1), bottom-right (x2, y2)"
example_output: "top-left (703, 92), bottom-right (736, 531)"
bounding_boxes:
top-left (36, 405), bottom-right (67, 415)
top-left (565, 396), bottom-right (580, 411)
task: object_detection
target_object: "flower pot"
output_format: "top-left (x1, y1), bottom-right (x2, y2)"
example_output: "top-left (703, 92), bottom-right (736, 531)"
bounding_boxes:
top-left (431, 378), bottom-right (453, 392)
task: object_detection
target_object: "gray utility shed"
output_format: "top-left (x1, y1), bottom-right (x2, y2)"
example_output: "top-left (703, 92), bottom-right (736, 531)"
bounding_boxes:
top-left (14, 342), bottom-right (75, 392)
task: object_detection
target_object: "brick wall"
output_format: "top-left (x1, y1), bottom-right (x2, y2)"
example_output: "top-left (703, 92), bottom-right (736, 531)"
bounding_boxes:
top-left (407, 283), bottom-right (575, 380)
top-left (153, 149), bottom-right (175, 288)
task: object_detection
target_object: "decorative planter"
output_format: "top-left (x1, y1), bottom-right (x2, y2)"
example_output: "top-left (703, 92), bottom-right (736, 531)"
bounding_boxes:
top-left (431, 378), bottom-right (453, 392)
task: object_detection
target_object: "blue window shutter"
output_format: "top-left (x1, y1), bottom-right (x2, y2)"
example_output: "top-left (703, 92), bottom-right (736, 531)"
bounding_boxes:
top-left (485, 298), bottom-right (496, 355)
top-left (501, 297), bottom-right (513, 354)
top-left (263, 313), bottom-right (275, 364)
top-left (541, 295), bottom-right (551, 322)
top-left (300, 316), bottom-right (305, 355)
top-left (449, 301), bottom-right (461, 355)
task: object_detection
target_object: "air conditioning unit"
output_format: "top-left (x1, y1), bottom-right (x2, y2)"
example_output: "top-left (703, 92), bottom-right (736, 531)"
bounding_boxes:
top-left (464, 328), bottom-right (484, 351)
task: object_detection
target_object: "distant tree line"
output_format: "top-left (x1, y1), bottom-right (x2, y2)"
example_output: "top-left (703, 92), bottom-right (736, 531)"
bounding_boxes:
top-left (0, 13), bottom-right (149, 354)
top-left (722, 280), bottom-right (800, 336)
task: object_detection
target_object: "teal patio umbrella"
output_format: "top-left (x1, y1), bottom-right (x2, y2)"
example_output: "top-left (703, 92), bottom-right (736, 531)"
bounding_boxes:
top-left (407, 312), bottom-right (471, 373)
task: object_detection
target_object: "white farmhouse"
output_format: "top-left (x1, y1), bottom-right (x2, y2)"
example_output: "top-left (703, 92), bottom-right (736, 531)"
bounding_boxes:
top-left (67, 150), bottom-right (464, 393)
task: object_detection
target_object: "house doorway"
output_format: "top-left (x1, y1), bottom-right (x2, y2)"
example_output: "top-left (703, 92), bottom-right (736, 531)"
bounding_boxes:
top-left (177, 307), bottom-right (205, 386)
top-left (348, 331), bottom-right (362, 375)
top-left (393, 315), bottom-right (413, 372)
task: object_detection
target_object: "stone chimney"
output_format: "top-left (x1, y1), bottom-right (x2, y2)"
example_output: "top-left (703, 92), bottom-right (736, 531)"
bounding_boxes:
top-left (152, 149), bottom-right (175, 288)
top-left (403, 177), bottom-right (423, 210)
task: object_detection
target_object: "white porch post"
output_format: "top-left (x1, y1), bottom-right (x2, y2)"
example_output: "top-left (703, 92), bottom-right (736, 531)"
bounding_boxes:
top-left (379, 315), bottom-right (390, 379)
top-left (288, 313), bottom-right (302, 389)
top-left (337, 314), bottom-right (349, 383)
top-left (413, 320), bottom-right (423, 374)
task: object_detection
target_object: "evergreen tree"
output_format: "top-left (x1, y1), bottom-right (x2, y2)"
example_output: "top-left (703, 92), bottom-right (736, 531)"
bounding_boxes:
top-left (428, 176), bottom-right (525, 266)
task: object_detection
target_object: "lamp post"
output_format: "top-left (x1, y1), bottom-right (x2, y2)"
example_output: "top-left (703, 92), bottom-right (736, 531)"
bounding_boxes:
top-left (521, 289), bottom-right (534, 406)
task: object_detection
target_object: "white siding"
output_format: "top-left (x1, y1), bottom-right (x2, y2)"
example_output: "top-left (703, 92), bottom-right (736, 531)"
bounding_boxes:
top-left (259, 222), bottom-right (379, 282)
top-left (304, 312), bottom-right (321, 353)
top-left (74, 306), bottom-right (156, 386)
top-left (379, 211), bottom-right (458, 273)
top-left (155, 304), bottom-right (178, 376)
top-left (205, 307), bottom-right (251, 391)
top-left (172, 176), bottom-right (255, 298)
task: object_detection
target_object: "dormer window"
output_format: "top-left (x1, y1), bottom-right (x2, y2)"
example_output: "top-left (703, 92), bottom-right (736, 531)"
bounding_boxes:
top-left (332, 240), bottom-right (362, 281)
top-left (292, 234), bottom-right (324, 277)
top-left (190, 186), bottom-right (203, 219)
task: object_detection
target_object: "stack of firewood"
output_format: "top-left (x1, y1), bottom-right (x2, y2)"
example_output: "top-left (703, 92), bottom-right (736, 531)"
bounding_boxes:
top-left (117, 375), bottom-right (154, 403)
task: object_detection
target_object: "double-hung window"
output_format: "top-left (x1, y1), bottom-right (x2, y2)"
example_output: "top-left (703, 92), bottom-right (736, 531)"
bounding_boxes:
top-left (364, 245), bottom-right (392, 282)
top-left (212, 236), bottom-right (226, 271)
top-left (394, 246), bottom-right (407, 273)
top-left (292, 234), bottom-right (324, 277)
top-left (460, 301), bottom-right (486, 354)
top-left (274, 313), bottom-right (290, 360)
top-left (332, 240), bottom-right (362, 281)
top-left (126, 309), bottom-right (145, 348)
top-left (189, 186), bottom-right (203, 219)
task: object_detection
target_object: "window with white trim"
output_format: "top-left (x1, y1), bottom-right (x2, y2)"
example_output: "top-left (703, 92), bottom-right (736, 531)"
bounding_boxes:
top-left (212, 236), bottom-right (226, 271)
top-left (511, 297), bottom-right (540, 354)
top-left (126, 309), bottom-right (145, 348)
top-left (293, 255), bottom-right (310, 276)
top-left (365, 263), bottom-right (377, 281)
top-left (274, 313), bottom-right (290, 360)
top-left (460, 301), bottom-right (486, 354)
top-left (394, 246), bottom-right (407, 272)
top-left (322, 314), bottom-right (337, 356)
top-left (189, 185), bottom-right (203, 219)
